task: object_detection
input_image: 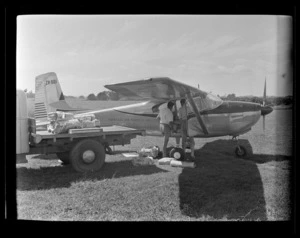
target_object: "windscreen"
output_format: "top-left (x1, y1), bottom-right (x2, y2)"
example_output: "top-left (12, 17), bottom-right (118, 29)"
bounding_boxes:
top-left (189, 93), bottom-right (223, 112)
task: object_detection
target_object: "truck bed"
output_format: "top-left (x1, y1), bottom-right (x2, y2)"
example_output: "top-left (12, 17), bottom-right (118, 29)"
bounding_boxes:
top-left (31, 125), bottom-right (145, 143)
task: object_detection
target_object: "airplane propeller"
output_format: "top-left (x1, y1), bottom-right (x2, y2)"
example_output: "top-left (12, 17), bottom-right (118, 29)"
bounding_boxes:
top-left (260, 78), bottom-right (273, 131)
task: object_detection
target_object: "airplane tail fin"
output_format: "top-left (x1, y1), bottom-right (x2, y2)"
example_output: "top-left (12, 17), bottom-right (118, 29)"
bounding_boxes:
top-left (34, 72), bottom-right (61, 122)
top-left (34, 72), bottom-right (83, 123)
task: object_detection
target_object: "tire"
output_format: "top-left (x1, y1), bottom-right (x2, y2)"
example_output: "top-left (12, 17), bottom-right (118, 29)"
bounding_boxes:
top-left (70, 139), bottom-right (105, 172)
top-left (169, 147), bottom-right (185, 160)
top-left (57, 152), bottom-right (70, 164)
top-left (235, 146), bottom-right (247, 158)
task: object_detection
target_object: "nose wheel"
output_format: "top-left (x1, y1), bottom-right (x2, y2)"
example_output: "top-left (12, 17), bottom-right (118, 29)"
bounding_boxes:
top-left (232, 136), bottom-right (247, 158)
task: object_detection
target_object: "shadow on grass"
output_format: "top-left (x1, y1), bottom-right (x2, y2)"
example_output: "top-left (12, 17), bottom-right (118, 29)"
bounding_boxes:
top-left (17, 160), bottom-right (168, 191)
top-left (178, 139), bottom-right (276, 220)
top-left (31, 154), bottom-right (60, 160)
top-left (198, 139), bottom-right (291, 163)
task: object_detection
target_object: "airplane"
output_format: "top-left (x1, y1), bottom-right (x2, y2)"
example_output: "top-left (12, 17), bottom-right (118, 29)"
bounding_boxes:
top-left (33, 72), bottom-right (273, 157)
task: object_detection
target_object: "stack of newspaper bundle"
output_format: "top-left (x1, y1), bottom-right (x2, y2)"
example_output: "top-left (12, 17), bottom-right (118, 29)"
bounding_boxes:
top-left (47, 112), bottom-right (100, 134)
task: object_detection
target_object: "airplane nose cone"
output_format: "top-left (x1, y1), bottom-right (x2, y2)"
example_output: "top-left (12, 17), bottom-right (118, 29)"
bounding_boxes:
top-left (261, 105), bottom-right (273, 116)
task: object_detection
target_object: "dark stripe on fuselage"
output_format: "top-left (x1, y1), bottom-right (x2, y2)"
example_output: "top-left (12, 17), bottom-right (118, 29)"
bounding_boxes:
top-left (200, 101), bottom-right (261, 115)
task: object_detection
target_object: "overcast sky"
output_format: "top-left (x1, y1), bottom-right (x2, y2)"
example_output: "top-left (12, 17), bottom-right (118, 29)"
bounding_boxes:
top-left (17, 15), bottom-right (293, 97)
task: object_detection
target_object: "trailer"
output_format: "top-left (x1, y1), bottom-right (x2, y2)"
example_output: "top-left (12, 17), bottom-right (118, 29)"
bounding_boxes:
top-left (16, 90), bottom-right (145, 172)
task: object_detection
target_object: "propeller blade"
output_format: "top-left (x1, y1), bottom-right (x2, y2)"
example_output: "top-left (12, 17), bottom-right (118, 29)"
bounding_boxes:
top-left (263, 77), bottom-right (266, 106)
top-left (260, 78), bottom-right (273, 116)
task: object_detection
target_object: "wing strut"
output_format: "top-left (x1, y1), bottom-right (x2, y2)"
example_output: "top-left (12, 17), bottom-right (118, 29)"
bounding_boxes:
top-left (186, 92), bottom-right (209, 135)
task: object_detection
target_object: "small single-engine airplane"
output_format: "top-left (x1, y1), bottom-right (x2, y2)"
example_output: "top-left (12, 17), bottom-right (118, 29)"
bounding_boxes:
top-left (33, 72), bottom-right (273, 157)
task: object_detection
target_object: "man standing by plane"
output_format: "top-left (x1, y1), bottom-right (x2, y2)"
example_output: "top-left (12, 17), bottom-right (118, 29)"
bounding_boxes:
top-left (178, 99), bottom-right (195, 160)
top-left (157, 101), bottom-right (176, 157)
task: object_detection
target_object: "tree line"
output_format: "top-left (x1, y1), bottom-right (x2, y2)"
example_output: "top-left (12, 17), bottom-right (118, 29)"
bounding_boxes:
top-left (219, 93), bottom-right (293, 106)
top-left (84, 92), bottom-right (294, 106)
top-left (25, 90), bottom-right (120, 101)
top-left (25, 90), bottom-right (293, 106)
top-left (86, 91), bottom-right (120, 101)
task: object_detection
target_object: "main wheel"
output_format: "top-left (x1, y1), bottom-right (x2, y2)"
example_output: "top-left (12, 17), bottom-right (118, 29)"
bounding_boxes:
top-left (57, 152), bottom-right (70, 164)
top-left (169, 147), bottom-right (185, 160)
top-left (235, 146), bottom-right (247, 158)
top-left (70, 139), bottom-right (105, 172)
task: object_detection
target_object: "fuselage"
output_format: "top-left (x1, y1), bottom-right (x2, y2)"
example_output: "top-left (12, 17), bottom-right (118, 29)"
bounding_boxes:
top-left (77, 100), bottom-right (262, 138)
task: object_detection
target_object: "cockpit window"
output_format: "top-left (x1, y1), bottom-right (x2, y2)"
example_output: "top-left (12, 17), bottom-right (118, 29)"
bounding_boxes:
top-left (189, 93), bottom-right (223, 112)
top-left (155, 93), bottom-right (222, 114)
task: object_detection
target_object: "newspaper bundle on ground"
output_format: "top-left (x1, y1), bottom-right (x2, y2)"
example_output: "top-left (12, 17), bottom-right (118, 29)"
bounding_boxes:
top-left (157, 157), bottom-right (196, 168)
top-left (131, 146), bottom-right (159, 166)
top-left (170, 160), bottom-right (196, 168)
top-left (139, 146), bottom-right (160, 158)
top-left (47, 112), bottom-right (100, 134)
top-left (158, 157), bottom-right (174, 165)
top-left (122, 152), bottom-right (139, 158)
top-left (132, 156), bottom-right (154, 166)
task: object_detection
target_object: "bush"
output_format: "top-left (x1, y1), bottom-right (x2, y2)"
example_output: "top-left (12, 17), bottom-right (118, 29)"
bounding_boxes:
top-left (87, 93), bottom-right (97, 101)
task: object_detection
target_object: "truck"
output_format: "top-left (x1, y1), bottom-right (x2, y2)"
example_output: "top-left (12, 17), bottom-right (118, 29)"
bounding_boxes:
top-left (16, 90), bottom-right (145, 172)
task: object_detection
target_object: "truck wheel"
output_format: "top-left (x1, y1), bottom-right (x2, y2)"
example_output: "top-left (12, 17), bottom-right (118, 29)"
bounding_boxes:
top-left (70, 139), bottom-right (105, 172)
top-left (57, 152), bottom-right (70, 164)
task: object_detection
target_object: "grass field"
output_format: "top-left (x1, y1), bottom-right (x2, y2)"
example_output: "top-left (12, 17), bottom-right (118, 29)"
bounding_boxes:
top-left (17, 101), bottom-right (293, 221)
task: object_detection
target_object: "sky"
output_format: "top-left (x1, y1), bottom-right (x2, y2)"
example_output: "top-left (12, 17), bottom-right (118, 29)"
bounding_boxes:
top-left (17, 15), bottom-right (293, 97)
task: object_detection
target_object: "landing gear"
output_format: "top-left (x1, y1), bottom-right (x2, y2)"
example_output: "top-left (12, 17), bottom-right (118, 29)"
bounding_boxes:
top-left (186, 137), bottom-right (191, 149)
top-left (235, 145), bottom-right (247, 157)
top-left (105, 145), bottom-right (113, 155)
top-left (232, 136), bottom-right (247, 158)
top-left (169, 147), bottom-right (185, 160)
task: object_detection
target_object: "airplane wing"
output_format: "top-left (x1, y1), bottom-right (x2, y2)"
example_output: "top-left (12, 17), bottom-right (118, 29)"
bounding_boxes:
top-left (105, 77), bottom-right (223, 112)
top-left (104, 77), bottom-right (205, 100)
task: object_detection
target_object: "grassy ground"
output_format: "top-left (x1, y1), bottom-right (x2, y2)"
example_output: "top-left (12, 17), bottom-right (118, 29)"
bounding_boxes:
top-left (19, 100), bottom-right (293, 221)
top-left (16, 135), bottom-right (292, 221)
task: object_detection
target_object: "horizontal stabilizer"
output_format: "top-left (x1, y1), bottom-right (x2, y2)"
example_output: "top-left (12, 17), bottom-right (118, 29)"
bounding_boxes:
top-left (49, 100), bottom-right (88, 112)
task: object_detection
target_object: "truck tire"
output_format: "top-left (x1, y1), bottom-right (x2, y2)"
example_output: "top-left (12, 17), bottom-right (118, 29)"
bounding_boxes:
top-left (57, 152), bottom-right (70, 164)
top-left (70, 139), bottom-right (105, 172)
